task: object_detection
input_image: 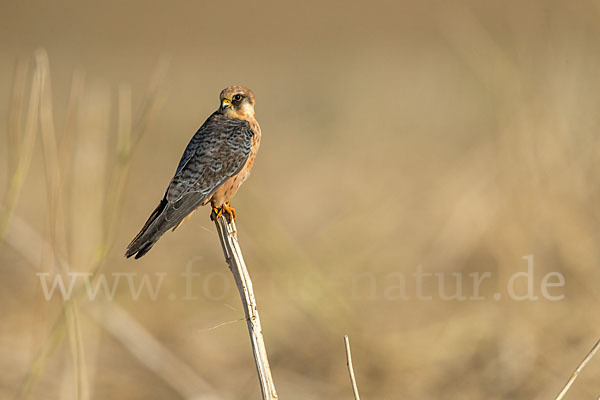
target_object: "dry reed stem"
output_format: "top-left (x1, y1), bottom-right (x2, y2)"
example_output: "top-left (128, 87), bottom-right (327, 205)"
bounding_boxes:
top-left (213, 214), bottom-right (278, 400)
top-left (4, 212), bottom-right (221, 400)
top-left (86, 301), bottom-right (220, 400)
top-left (344, 335), bottom-right (361, 400)
top-left (37, 48), bottom-right (89, 400)
top-left (3, 50), bottom-right (88, 400)
top-left (3, 50), bottom-right (215, 399)
top-left (4, 50), bottom-right (171, 399)
top-left (0, 56), bottom-right (40, 240)
top-left (554, 338), bottom-right (600, 400)
top-left (7, 58), bottom-right (28, 172)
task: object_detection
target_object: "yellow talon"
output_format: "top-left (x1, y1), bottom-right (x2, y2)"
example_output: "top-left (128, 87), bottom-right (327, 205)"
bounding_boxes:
top-left (222, 201), bottom-right (237, 222)
top-left (210, 202), bottom-right (236, 222)
top-left (210, 205), bottom-right (223, 221)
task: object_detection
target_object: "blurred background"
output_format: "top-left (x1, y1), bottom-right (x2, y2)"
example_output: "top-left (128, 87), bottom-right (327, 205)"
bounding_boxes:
top-left (1, 0), bottom-right (600, 399)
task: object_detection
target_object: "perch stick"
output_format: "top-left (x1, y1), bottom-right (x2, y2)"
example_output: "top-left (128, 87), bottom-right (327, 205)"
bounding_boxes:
top-left (554, 338), bottom-right (600, 400)
top-left (344, 335), bottom-right (361, 400)
top-left (213, 214), bottom-right (278, 400)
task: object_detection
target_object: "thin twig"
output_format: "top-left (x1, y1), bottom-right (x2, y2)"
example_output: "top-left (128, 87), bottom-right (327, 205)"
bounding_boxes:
top-left (554, 338), bottom-right (600, 400)
top-left (344, 335), bottom-right (361, 400)
top-left (213, 214), bottom-right (278, 400)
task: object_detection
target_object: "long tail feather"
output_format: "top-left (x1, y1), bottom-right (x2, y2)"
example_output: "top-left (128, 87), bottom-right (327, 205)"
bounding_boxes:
top-left (125, 194), bottom-right (207, 259)
top-left (125, 199), bottom-right (169, 259)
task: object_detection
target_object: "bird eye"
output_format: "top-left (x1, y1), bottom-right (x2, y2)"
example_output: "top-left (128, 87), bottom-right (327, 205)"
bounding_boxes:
top-left (232, 94), bottom-right (243, 102)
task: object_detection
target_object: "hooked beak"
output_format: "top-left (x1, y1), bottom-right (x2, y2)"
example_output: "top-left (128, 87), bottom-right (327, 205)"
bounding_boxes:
top-left (221, 98), bottom-right (232, 111)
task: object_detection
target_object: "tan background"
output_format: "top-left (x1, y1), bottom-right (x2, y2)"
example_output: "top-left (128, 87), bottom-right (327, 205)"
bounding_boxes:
top-left (1, 0), bottom-right (600, 399)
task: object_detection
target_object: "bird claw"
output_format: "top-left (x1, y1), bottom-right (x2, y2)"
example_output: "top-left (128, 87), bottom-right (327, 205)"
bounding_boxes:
top-left (211, 201), bottom-right (236, 222)
top-left (210, 206), bottom-right (223, 221)
top-left (222, 201), bottom-right (237, 222)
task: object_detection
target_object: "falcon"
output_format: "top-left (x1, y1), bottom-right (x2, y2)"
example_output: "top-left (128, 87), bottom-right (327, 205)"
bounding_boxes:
top-left (125, 86), bottom-right (261, 259)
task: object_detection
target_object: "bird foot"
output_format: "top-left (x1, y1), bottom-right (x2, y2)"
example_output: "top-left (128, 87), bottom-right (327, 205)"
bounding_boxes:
top-left (210, 201), bottom-right (236, 222)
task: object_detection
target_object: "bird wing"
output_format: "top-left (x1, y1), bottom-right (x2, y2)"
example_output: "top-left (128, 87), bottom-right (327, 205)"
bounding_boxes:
top-left (166, 112), bottom-right (254, 203)
top-left (125, 112), bottom-right (254, 258)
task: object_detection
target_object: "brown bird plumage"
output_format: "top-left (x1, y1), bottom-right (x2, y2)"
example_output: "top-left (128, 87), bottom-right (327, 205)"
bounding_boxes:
top-left (125, 86), bottom-right (261, 259)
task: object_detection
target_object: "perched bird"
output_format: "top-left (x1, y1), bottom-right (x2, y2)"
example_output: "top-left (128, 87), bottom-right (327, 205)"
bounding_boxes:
top-left (125, 86), bottom-right (261, 259)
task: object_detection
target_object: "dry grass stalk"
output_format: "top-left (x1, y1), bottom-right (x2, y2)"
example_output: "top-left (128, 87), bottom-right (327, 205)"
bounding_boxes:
top-left (86, 301), bottom-right (220, 400)
top-left (0, 55), bottom-right (40, 240)
top-left (3, 49), bottom-right (172, 399)
top-left (554, 338), bottom-right (600, 400)
top-left (213, 214), bottom-right (278, 400)
top-left (344, 335), bottom-right (361, 400)
top-left (4, 213), bottom-right (221, 400)
top-left (37, 48), bottom-right (90, 400)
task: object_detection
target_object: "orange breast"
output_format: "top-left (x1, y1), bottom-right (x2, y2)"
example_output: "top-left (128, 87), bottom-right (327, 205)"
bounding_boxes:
top-left (208, 118), bottom-right (261, 207)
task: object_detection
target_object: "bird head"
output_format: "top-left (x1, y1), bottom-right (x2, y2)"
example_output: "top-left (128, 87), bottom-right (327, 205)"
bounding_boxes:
top-left (219, 86), bottom-right (256, 120)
